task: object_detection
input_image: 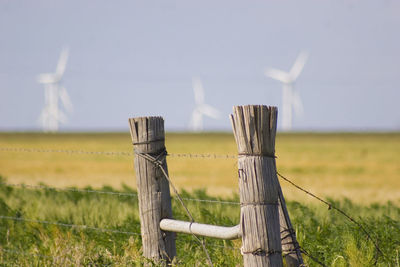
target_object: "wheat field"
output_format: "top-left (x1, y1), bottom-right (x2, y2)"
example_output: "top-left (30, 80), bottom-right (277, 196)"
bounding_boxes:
top-left (0, 132), bottom-right (399, 204)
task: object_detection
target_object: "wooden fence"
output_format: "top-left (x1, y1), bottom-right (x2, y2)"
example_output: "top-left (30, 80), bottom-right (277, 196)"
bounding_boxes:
top-left (128, 105), bottom-right (304, 267)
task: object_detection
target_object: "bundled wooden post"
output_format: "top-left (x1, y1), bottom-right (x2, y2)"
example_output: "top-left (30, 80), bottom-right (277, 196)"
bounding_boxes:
top-left (128, 116), bottom-right (176, 265)
top-left (230, 105), bottom-right (283, 267)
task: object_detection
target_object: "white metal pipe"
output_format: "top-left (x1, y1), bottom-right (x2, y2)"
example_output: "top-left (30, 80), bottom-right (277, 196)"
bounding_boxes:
top-left (160, 219), bottom-right (241, 240)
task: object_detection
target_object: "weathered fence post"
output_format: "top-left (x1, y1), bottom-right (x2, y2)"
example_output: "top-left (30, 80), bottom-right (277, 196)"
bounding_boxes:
top-left (278, 185), bottom-right (304, 266)
top-left (128, 116), bottom-right (176, 265)
top-left (230, 105), bottom-right (283, 267)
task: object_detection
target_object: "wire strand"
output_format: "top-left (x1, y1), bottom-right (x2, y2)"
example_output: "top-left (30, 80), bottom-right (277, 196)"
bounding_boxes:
top-left (1, 146), bottom-right (390, 264)
top-left (0, 181), bottom-right (240, 206)
top-left (135, 150), bottom-right (214, 267)
top-left (277, 171), bottom-right (386, 263)
top-left (0, 179), bottom-right (237, 218)
top-left (176, 197), bottom-right (239, 205)
top-left (0, 182), bottom-right (138, 198)
top-left (300, 248), bottom-right (327, 267)
top-left (0, 147), bottom-right (237, 159)
top-left (0, 147), bottom-right (132, 156)
top-left (0, 215), bottom-right (141, 236)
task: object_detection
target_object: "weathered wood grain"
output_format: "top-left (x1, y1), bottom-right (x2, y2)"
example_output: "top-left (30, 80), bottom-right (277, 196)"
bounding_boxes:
top-left (128, 116), bottom-right (176, 265)
top-left (231, 105), bottom-right (283, 267)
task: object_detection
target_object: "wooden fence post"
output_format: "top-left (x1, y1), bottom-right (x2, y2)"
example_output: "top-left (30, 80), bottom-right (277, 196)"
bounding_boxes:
top-left (230, 105), bottom-right (283, 267)
top-left (128, 116), bottom-right (176, 265)
top-left (278, 186), bottom-right (304, 266)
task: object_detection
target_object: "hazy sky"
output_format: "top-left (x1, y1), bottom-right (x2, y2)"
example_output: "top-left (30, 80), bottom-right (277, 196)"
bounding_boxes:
top-left (1, 0), bottom-right (399, 131)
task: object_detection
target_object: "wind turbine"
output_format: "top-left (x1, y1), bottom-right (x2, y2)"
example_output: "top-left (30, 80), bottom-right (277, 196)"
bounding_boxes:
top-left (37, 46), bottom-right (73, 132)
top-left (264, 51), bottom-right (308, 131)
top-left (189, 78), bottom-right (221, 131)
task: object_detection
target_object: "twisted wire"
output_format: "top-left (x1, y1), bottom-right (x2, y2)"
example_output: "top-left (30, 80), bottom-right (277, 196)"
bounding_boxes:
top-left (277, 171), bottom-right (386, 264)
top-left (135, 150), bottom-right (214, 267)
top-left (0, 147), bottom-right (236, 159)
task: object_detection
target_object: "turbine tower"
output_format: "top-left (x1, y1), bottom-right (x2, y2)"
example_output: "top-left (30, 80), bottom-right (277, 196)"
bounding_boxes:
top-left (265, 51), bottom-right (308, 131)
top-left (37, 46), bottom-right (73, 132)
top-left (189, 78), bottom-right (221, 131)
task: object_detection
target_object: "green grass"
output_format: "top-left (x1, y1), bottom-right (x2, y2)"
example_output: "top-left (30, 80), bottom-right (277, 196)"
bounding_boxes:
top-left (0, 177), bottom-right (399, 266)
top-left (0, 132), bottom-right (400, 265)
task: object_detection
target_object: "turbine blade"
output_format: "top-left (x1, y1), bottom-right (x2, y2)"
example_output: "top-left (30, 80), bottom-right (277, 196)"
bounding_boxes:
top-left (37, 73), bottom-right (57, 84)
top-left (199, 104), bottom-right (221, 119)
top-left (289, 51), bottom-right (308, 80)
top-left (59, 87), bottom-right (73, 113)
top-left (192, 77), bottom-right (205, 104)
top-left (264, 68), bottom-right (291, 83)
top-left (55, 46), bottom-right (69, 78)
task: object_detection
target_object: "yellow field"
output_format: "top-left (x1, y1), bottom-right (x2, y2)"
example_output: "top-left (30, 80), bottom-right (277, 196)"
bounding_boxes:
top-left (0, 132), bottom-right (399, 204)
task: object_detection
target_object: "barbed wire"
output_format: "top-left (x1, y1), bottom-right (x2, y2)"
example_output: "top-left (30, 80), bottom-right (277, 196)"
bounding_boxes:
top-left (169, 153), bottom-right (236, 159)
top-left (0, 215), bottom-right (141, 236)
top-left (0, 181), bottom-right (240, 206)
top-left (276, 171), bottom-right (387, 264)
top-left (0, 146), bottom-right (391, 264)
top-left (0, 182), bottom-right (138, 198)
top-left (135, 150), bottom-right (214, 267)
top-left (177, 197), bottom-right (239, 206)
top-left (0, 147), bottom-right (240, 205)
top-left (0, 147), bottom-right (237, 159)
top-left (0, 147), bottom-right (133, 156)
top-left (300, 248), bottom-right (327, 267)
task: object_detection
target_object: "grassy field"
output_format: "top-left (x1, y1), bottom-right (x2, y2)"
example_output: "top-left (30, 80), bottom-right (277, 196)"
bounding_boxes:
top-left (0, 132), bottom-right (399, 204)
top-left (0, 132), bottom-right (399, 266)
top-left (0, 183), bottom-right (399, 266)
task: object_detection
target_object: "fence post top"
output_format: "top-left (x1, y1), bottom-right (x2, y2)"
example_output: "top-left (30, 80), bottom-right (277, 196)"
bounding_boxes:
top-left (128, 116), bottom-right (166, 153)
top-left (230, 105), bottom-right (278, 156)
